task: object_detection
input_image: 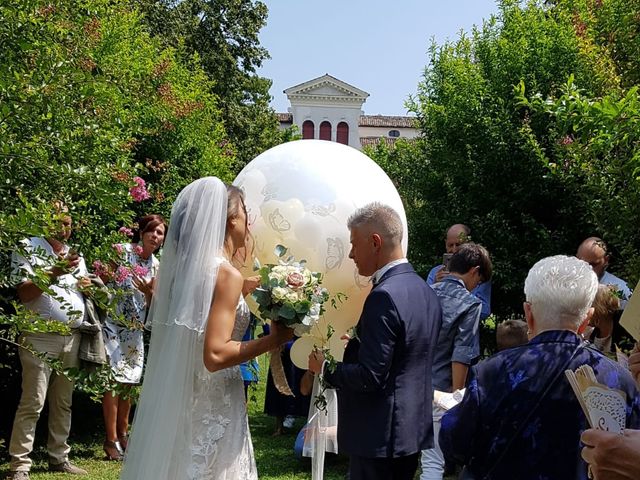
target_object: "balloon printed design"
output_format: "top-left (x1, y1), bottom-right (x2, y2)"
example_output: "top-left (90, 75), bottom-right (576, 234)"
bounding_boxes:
top-left (234, 140), bottom-right (408, 369)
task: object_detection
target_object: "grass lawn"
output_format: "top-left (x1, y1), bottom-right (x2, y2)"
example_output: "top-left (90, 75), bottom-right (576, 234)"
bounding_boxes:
top-left (0, 355), bottom-right (349, 479)
top-left (1, 354), bottom-right (455, 479)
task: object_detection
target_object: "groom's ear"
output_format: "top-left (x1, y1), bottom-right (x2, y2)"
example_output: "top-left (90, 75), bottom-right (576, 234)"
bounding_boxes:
top-left (371, 233), bottom-right (382, 251)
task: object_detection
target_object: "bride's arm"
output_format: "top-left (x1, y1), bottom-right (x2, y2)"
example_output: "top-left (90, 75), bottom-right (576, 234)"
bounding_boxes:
top-left (203, 263), bottom-right (293, 372)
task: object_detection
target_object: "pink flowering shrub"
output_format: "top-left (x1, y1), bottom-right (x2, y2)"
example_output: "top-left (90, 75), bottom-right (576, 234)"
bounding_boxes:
top-left (129, 176), bottom-right (151, 202)
top-left (119, 226), bottom-right (134, 237)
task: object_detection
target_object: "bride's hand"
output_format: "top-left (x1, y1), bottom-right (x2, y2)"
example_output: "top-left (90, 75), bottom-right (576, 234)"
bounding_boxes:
top-left (242, 275), bottom-right (261, 297)
top-left (270, 320), bottom-right (295, 343)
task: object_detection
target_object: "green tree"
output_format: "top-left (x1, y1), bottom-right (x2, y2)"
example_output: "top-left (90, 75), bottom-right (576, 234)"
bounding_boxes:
top-left (548, 0), bottom-right (640, 87)
top-left (0, 0), bottom-right (233, 260)
top-left (368, 0), bottom-right (634, 315)
top-left (0, 0), bottom-right (234, 425)
top-left (136, 0), bottom-right (283, 168)
top-left (517, 79), bottom-right (640, 284)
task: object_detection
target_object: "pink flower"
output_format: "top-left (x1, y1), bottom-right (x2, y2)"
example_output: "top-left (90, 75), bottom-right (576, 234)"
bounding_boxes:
top-left (92, 260), bottom-right (105, 275)
top-left (112, 243), bottom-right (124, 255)
top-left (114, 265), bottom-right (131, 284)
top-left (119, 226), bottom-right (134, 237)
top-left (129, 176), bottom-right (151, 202)
top-left (286, 272), bottom-right (305, 289)
top-left (133, 264), bottom-right (149, 278)
top-left (93, 260), bottom-right (113, 280)
top-left (133, 244), bottom-right (144, 256)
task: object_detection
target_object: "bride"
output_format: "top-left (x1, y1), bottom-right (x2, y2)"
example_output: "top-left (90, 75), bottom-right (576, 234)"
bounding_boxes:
top-left (120, 177), bottom-right (293, 479)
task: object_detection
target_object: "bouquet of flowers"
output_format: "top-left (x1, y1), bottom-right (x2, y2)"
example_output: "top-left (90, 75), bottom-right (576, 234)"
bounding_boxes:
top-left (253, 245), bottom-right (329, 336)
top-left (252, 245), bottom-right (330, 396)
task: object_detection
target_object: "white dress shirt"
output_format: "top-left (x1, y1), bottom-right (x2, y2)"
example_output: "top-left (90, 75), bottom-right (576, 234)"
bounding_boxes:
top-left (371, 258), bottom-right (408, 285)
top-left (12, 237), bottom-right (87, 328)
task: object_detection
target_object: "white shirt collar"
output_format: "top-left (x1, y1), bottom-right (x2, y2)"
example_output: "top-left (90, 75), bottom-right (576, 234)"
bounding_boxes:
top-left (371, 258), bottom-right (408, 285)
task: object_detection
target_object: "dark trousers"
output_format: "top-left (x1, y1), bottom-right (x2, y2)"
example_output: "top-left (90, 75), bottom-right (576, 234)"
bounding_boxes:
top-left (348, 452), bottom-right (420, 480)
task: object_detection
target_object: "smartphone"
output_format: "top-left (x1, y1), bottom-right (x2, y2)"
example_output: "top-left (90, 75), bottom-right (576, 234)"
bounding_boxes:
top-left (442, 253), bottom-right (453, 270)
top-left (65, 248), bottom-right (81, 274)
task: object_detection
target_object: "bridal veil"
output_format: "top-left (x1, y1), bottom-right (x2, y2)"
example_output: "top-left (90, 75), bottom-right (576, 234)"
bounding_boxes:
top-left (120, 177), bottom-right (227, 479)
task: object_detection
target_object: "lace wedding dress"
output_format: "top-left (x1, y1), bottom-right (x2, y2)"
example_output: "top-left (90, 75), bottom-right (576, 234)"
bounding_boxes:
top-left (188, 295), bottom-right (258, 479)
top-left (121, 178), bottom-right (258, 480)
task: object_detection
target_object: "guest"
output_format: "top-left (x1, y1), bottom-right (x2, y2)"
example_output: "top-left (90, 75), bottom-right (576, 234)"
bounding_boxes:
top-left (294, 367), bottom-right (339, 480)
top-left (426, 224), bottom-right (491, 319)
top-left (586, 284), bottom-right (634, 355)
top-left (440, 255), bottom-right (640, 480)
top-left (8, 202), bottom-right (89, 479)
top-left (239, 314), bottom-right (260, 402)
top-left (421, 243), bottom-right (492, 480)
top-left (577, 237), bottom-right (632, 307)
top-left (294, 370), bottom-right (316, 458)
top-left (496, 319), bottom-right (528, 351)
top-left (101, 214), bottom-right (166, 460)
top-left (264, 337), bottom-right (310, 435)
top-left (581, 429), bottom-right (640, 480)
top-left (309, 202), bottom-right (442, 480)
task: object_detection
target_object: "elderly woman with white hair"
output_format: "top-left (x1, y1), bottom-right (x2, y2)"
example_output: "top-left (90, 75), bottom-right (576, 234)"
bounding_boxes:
top-left (439, 255), bottom-right (640, 480)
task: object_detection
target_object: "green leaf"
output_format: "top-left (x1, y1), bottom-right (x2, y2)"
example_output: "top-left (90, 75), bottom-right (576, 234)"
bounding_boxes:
top-left (294, 299), bottom-right (311, 314)
top-left (274, 244), bottom-right (288, 257)
top-left (277, 303), bottom-right (296, 320)
top-left (252, 289), bottom-right (271, 307)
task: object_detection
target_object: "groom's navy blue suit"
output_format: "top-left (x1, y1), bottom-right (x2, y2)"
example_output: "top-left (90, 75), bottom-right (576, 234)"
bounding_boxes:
top-left (324, 262), bottom-right (442, 479)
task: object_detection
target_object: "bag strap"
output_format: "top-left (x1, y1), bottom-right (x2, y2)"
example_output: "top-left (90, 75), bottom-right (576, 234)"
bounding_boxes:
top-left (479, 340), bottom-right (587, 480)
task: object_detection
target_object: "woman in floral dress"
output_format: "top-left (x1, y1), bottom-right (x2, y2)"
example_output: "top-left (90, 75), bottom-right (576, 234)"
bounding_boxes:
top-left (101, 214), bottom-right (166, 460)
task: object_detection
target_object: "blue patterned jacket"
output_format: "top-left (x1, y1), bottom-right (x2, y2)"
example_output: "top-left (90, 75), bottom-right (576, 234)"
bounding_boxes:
top-left (440, 330), bottom-right (640, 480)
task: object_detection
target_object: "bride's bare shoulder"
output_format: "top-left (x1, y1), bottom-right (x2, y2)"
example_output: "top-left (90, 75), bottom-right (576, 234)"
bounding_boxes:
top-left (216, 260), bottom-right (242, 287)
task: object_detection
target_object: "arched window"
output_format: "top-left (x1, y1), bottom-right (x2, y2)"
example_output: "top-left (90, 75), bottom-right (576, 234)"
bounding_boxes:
top-left (337, 122), bottom-right (349, 145)
top-left (388, 129), bottom-right (400, 138)
top-left (319, 121), bottom-right (331, 141)
top-left (302, 120), bottom-right (314, 139)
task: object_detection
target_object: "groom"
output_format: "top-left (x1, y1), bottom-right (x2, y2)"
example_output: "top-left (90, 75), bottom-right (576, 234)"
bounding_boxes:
top-left (309, 202), bottom-right (442, 480)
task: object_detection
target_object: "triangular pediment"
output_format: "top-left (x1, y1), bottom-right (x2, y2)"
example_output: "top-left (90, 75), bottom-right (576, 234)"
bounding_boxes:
top-left (284, 74), bottom-right (369, 101)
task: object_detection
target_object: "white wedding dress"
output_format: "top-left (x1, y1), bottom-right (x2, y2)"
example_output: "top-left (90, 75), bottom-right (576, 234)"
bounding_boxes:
top-left (188, 294), bottom-right (258, 479)
top-left (120, 178), bottom-right (259, 480)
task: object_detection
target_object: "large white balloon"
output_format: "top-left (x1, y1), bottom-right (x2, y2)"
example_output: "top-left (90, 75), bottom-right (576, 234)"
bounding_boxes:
top-left (234, 140), bottom-right (408, 369)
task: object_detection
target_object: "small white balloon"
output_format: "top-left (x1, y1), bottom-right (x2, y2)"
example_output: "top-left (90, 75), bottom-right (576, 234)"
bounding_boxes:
top-left (290, 335), bottom-right (322, 370)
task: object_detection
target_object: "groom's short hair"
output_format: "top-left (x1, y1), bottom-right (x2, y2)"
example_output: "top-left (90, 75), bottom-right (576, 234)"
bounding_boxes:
top-left (347, 202), bottom-right (403, 246)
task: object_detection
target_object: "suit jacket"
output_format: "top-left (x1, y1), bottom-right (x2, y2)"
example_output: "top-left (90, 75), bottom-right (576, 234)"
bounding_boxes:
top-left (440, 330), bottom-right (640, 480)
top-left (324, 262), bottom-right (442, 458)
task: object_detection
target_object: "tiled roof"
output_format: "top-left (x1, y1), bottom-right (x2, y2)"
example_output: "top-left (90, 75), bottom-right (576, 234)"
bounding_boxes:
top-left (275, 113), bottom-right (417, 129)
top-left (277, 112), bottom-right (293, 123)
top-left (358, 115), bottom-right (416, 128)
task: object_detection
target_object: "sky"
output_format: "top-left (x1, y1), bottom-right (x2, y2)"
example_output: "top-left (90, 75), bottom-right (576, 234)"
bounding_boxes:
top-left (258, 0), bottom-right (500, 116)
